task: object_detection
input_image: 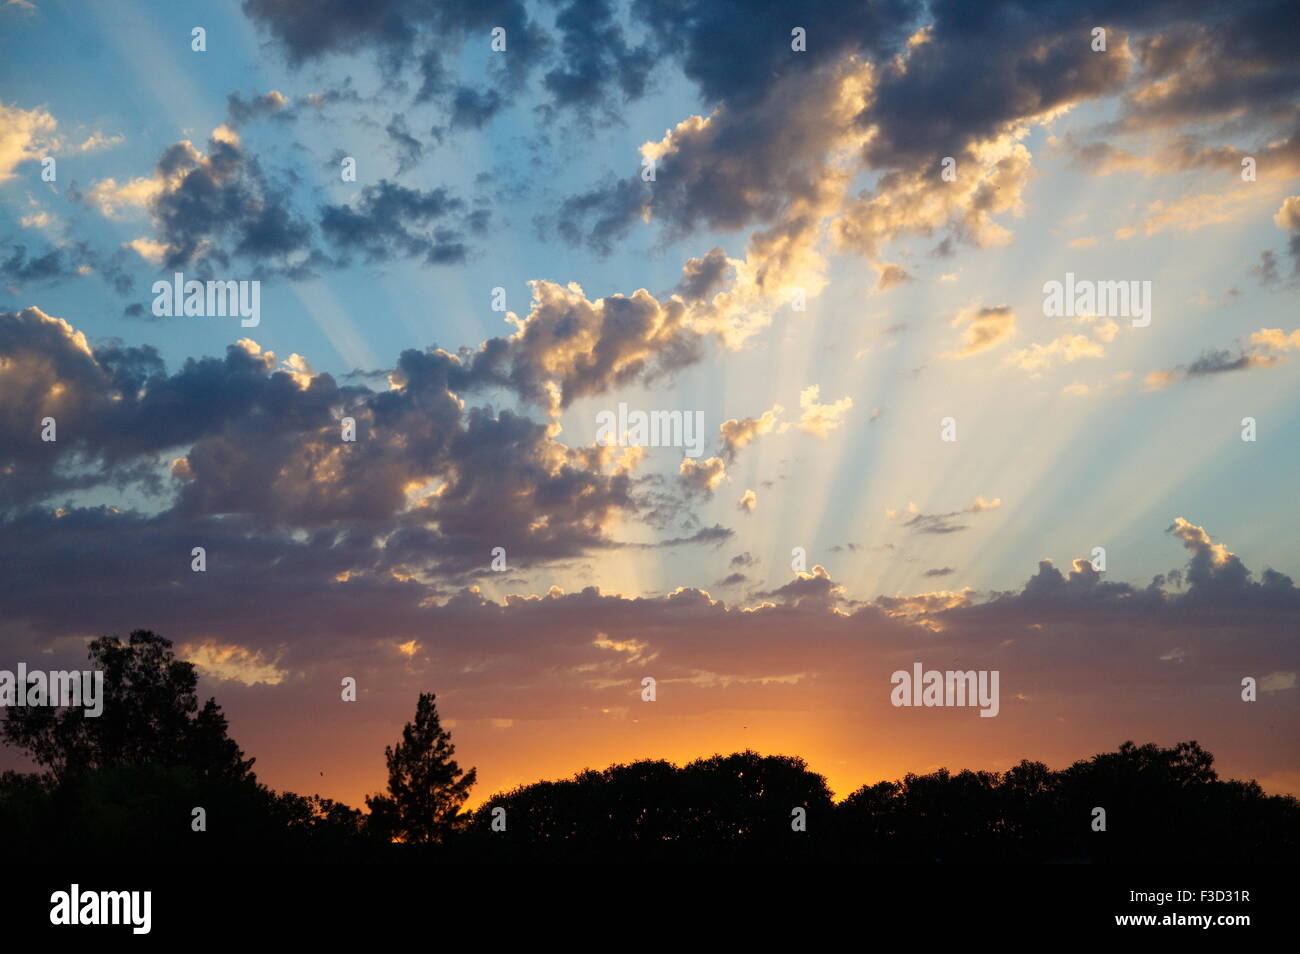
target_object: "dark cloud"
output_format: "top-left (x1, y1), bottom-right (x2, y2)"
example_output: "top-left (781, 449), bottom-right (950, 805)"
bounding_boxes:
top-left (225, 90), bottom-right (290, 127)
top-left (241, 0), bottom-right (550, 113)
top-left (754, 565), bottom-right (842, 611)
top-left (925, 567), bottom-right (955, 578)
top-left (551, 178), bottom-right (646, 257)
top-left (384, 113), bottom-right (424, 173)
top-left (319, 180), bottom-right (471, 265)
top-left (552, 54), bottom-right (871, 255)
top-left (542, 0), bottom-right (655, 118)
top-left (674, 247), bottom-right (731, 302)
top-left (0, 241), bottom-right (133, 295)
top-left (547, 0), bottom-right (1298, 275)
top-left (1114, 0), bottom-right (1300, 132)
top-left (1147, 328), bottom-right (1290, 387)
top-left (0, 303), bottom-right (739, 579)
top-left (1187, 348), bottom-right (1258, 377)
top-left (0, 244), bottom-right (73, 283)
top-left (895, 497), bottom-right (1001, 536)
top-left (129, 133), bottom-right (315, 275)
top-left (863, 2), bottom-right (1130, 170)
top-left (631, 0), bottom-right (919, 108)
top-left (448, 86), bottom-right (504, 130)
top-left (1253, 249), bottom-right (1280, 285)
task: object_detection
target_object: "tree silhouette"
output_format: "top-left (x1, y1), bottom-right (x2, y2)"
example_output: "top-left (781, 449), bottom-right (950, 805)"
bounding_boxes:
top-left (366, 693), bottom-right (476, 845)
top-left (0, 630), bottom-right (388, 861)
top-left (463, 751), bottom-right (835, 861)
top-left (4, 642), bottom-right (1297, 863)
top-left (1, 629), bottom-right (254, 783)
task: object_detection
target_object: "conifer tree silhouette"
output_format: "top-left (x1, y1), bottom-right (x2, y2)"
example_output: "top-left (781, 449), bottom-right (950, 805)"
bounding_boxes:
top-left (366, 693), bottom-right (476, 845)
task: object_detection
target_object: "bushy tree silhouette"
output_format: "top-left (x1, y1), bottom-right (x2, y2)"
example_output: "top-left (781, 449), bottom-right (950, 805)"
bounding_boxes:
top-left (0, 630), bottom-right (375, 861)
top-left (462, 751), bottom-right (835, 861)
top-left (2, 630), bottom-right (253, 782)
top-left (366, 692), bottom-right (476, 845)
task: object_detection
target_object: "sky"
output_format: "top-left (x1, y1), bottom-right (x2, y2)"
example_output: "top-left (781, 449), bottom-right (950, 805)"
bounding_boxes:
top-left (1, 0), bottom-right (1297, 808)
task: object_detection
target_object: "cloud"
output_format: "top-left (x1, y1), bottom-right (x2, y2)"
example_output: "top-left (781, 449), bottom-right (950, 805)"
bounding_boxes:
top-left (1252, 249), bottom-right (1281, 285)
top-left (242, 0), bottom-right (552, 111)
top-left (1145, 327), bottom-right (1299, 388)
top-left (737, 489), bottom-right (757, 513)
top-left (1276, 196), bottom-right (1300, 232)
top-left (1118, 186), bottom-right (1272, 238)
top-left (718, 404), bottom-right (784, 462)
top-left (181, 641), bottom-right (287, 686)
top-left (319, 179), bottom-right (473, 265)
top-left (384, 112), bottom-right (425, 174)
top-left (0, 305), bottom-right (713, 577)
top-left (946, 304), bottom-right (1016, 359)
top-left (797, 385), bottom-right (852, 438)
top-left (887, 496), bottom-right (1001, 535)
top-left (540, 0), bottom-right (655, 118)
top-left (679, 455), bottom-right (726, 494)
top-left (1249, 328), bottom-right (1300, 352)
top-left (0, 103), bottom-right (56, 181)
top-left (1115, 5), bottom-right (1300, 133)
top-left (80, 126), bottom-right (484, 278)
top-left (1006, 320), bottom-right (1116, 373)
top-left (0, 102), bottom-right (117, 181)
top-left (1259, 672), bottom-right (1297, 694)
top-left (541, 0), bottom-right (1300, 288)
top-left (81, 128), bottom-right (317, 275)
top-left (876, 263), bottom-right (912, 290)
top-left (225, 90), bottom-right (289, 127)
top-left (1274, 196), bottom-right (1300, 274)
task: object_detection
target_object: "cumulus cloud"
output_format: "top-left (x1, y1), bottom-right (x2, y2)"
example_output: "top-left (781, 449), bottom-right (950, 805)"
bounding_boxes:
top-left (81, 128), bottom-right (317, 275)
top-left (0, 305), bottom-right (757, 577)
top-left (0, 101), bottom-right (120, 182)
top-left (1274, 196), bottom-right (1300, 274)
top-left (797, 385), bottom-right (852, 438)
top-left (678, 455), bottom-right (726, 494)
top-left (718, 404), bottom-right (784, 462)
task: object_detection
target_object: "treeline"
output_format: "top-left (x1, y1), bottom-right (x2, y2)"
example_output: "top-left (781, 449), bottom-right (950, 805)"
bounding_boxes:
top-left (2, 631), bottom-right (1296, 863)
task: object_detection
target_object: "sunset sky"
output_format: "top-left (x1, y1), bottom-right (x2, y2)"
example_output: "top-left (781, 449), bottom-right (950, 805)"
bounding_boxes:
top-left (1, 0), bottom-right (1297, 809)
